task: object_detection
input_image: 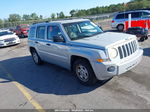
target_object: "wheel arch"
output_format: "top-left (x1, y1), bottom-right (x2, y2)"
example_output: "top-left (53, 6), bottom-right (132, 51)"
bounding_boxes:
top-left (70, 55), bottom-right (91, 71)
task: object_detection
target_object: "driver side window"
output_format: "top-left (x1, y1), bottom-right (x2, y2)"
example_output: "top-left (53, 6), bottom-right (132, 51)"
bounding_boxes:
top-left (47, 26), bottom-right (62, 40)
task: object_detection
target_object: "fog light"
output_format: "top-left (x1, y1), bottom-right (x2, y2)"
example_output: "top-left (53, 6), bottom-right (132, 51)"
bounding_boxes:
top-left (107, 66), bottom-right (115, 72)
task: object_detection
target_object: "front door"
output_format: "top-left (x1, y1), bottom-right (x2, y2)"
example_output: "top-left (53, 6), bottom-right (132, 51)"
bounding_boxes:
top-left (44, 25), bottom-right (70, 69)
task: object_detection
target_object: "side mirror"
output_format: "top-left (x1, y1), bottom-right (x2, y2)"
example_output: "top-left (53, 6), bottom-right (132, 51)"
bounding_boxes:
top-left (53, 35), bottom-right (65, 42)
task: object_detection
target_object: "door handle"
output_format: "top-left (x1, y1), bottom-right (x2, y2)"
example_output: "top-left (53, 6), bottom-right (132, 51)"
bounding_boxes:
top-left (35, 41), bottom-right (39, 44)
top-left (46, 43), bottom-right (51, 46)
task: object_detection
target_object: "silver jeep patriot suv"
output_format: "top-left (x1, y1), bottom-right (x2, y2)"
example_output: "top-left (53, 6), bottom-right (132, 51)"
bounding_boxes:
top-left (28, 19), bottom-right (143, 85)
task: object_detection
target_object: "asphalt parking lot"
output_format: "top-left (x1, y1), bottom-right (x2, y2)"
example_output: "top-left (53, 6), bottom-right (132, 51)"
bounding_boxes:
top-left (0, 27), bottom-right (150, 111)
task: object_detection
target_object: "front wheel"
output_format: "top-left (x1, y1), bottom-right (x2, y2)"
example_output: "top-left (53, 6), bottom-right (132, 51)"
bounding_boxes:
top-left (73, 59), bottom-right (97, 86)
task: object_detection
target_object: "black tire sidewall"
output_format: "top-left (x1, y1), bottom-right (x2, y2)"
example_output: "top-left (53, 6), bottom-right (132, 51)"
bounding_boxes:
top-left (117, 24), bottom-right (124, 32)
top-left (31, 50), bottom-right (42, 65)
top-left (140, 37), bottom-right (145, 42)
top-left (73, 59), bottom-right (97, 86)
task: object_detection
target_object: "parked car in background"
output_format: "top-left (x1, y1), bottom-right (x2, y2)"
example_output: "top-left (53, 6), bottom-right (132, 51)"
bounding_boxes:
top-left (112, 10), bottom-right (150, 31)
top-left (0, 30), bottom-right (20, 47)
top-left (15, 24), bottom-right (29, 38)
top-left (9, 27), bottom-right (16, 33)
top-left (126, 27), bottom-right (149, 42)
top-left (28, 19), bottom-right (143, 85)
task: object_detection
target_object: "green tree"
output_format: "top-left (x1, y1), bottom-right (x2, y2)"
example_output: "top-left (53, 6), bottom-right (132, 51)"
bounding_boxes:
top-left (58, 12), bottom-right (65, 18)
top-left (70, 10), bottom-right (77, 17)
top-left (22, 14), bottom-right (31, 21)
top-left (8, 14), bottom-right (21, 22)
top-left (30, 13), bottom-right (39, 20)
top-left (51, 13), bottom-right (56, 19)
top-left (0, 19), bottom-right (3, 28)
top-left (39, 15), bottom-right (43, 20)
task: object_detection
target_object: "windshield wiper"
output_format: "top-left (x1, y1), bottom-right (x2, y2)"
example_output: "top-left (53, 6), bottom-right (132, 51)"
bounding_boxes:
top-left (78, 35), bottom-right (91, 39)
top-left (92, 32), bottom-right (103, 36)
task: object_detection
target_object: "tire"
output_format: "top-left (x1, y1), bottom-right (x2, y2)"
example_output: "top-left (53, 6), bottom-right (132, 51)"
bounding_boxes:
top-left (73, 59), bottom-right (97, 86)
top-left (31, 49), bottom-right (43, 65)
top-left (140, 37), bottom-right (145, 42)
top-left (144, 36), bottom-right (148, 40)
top-left (117, 24), bottom-right (124, 32)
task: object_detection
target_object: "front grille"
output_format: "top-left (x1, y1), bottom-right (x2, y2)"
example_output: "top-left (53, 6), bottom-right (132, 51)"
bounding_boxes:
top-left (118, 40), bottom-right (138, 59)
top-left (4, 38), bottom-right (16, 42)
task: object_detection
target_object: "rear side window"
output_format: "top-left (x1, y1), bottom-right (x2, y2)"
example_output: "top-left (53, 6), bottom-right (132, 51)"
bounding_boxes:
top-left (28, 27), bottom-right (36, 39)
top-left (131, 12), bottom-right (141, 18)
top-left (116, 14), bottom-right (125, 19)
top-left (36, 26), bottom-right (46, 39)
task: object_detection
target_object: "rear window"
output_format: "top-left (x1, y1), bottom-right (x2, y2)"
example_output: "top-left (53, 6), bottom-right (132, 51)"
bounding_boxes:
top-left (28, 27), bottom-right (36, 39)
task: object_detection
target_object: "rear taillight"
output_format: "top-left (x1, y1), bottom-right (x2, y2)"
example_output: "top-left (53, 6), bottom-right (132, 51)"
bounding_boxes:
top-left (112, 20), bottom-right (115, 23)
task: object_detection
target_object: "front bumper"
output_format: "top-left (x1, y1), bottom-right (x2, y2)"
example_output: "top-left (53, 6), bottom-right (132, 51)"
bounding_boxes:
top-left (92, 49), bottom-right (143, 80)
top-left (0, 39), bottom-right (20, 47)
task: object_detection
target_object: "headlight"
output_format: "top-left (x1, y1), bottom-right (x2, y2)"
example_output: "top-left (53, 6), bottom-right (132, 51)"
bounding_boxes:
top-left (0, 40), bottom-right (4, 43)
top-left (108, 48), bottom-right (118, 59)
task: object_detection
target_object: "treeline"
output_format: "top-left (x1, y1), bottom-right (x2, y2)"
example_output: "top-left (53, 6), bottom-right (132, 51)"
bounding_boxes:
top-left (70, 0), bottom-right (150, 17)
top-left (0, 12), bottom-right (66, 28)
top-left (0, 0), bottom-right (150, 28)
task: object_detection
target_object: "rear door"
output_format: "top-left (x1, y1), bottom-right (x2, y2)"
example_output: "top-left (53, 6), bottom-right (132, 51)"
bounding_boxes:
top-left (34, 25), bottom-right (48, 61)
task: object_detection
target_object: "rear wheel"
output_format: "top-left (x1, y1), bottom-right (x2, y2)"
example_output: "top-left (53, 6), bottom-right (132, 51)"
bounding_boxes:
top-left (73, 59), bottom-right (97, 86)
top-left (31, 49), bottom-right (43, 65)
top-left (117, 24), bottom-right (124, 32)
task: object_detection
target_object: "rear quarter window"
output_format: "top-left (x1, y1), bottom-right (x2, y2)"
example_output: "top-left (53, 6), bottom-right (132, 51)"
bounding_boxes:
top-left (28, 27), bottom-right (36, 39)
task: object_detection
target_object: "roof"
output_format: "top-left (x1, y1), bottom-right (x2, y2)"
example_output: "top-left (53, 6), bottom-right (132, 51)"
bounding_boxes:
top-left (32, 18), bottom-right (90, 26)
top-left (52, 18), bottom-right (89, 24)
top-left (118, 10), bottom-right (150, 14)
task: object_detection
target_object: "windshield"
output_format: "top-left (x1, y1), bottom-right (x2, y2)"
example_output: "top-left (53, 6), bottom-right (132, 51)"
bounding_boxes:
top-left (20, 25), bottom-right (29, 29)
top-left (63, 21), bottom-right (103, 40)
top-left (0, 31), bottom-right (13, 36)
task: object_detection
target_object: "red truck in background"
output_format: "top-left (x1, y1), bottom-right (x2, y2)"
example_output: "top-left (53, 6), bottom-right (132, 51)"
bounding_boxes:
top-left (15, 24), bottom-right (29, 38)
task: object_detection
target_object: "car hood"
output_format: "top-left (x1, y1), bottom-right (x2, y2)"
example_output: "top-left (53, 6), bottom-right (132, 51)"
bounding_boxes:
top-left (0, 34), bottom-right (18, 40)
top-left (69, 32), bottom-right (136, 49)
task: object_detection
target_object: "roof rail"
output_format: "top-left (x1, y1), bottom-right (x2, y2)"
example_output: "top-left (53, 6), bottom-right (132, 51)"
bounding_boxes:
top-left (118, 8), bottom-right (150, 13)
top-left (32, 20), bottom-right (51, 25)
top-left (51, 17), bottom-right (83, 21)
top-left (32, 17), bottom-right (85, 25)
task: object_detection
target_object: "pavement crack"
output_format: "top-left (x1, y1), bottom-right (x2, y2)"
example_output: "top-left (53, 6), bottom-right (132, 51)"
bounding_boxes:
top-left (19, 101), bottom-right (27, 107)
top-left (68, 101), bottom-right (77, 109)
